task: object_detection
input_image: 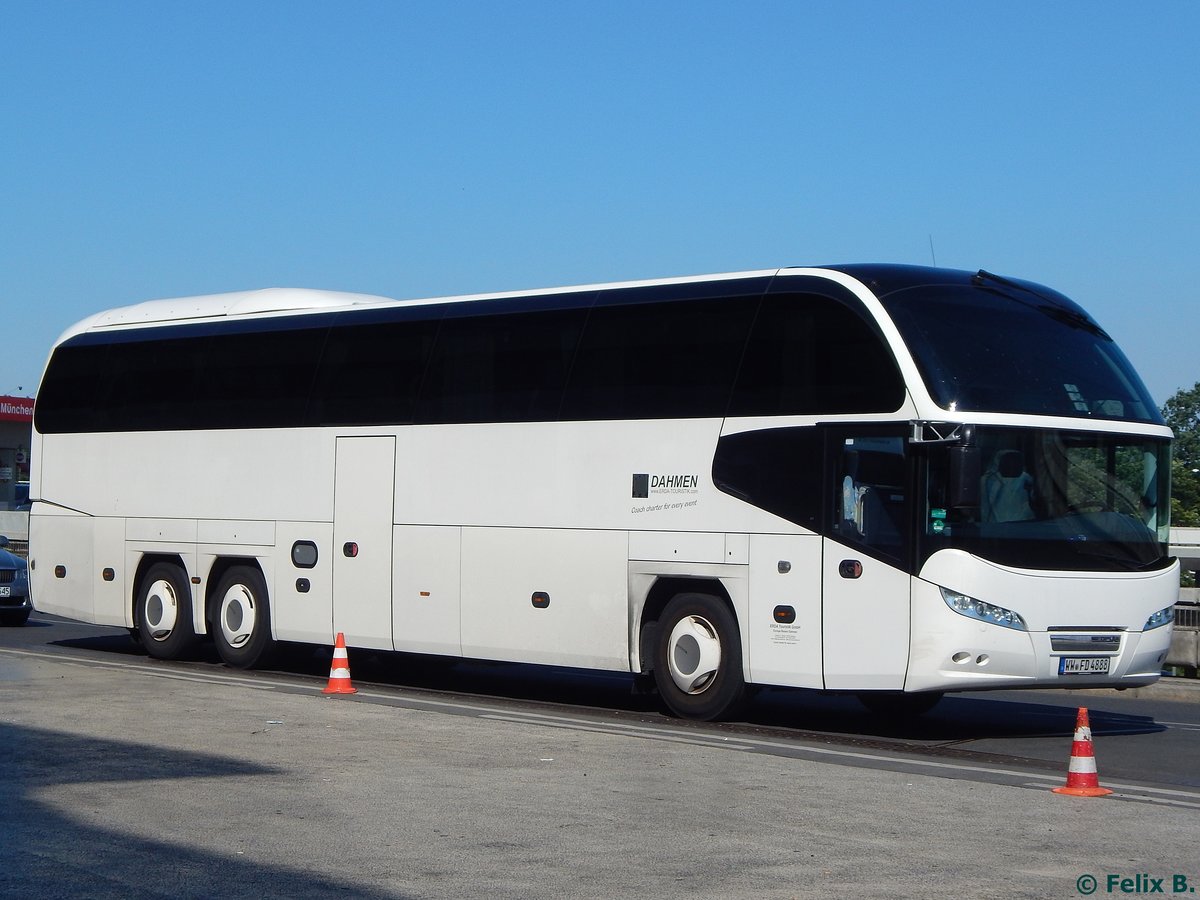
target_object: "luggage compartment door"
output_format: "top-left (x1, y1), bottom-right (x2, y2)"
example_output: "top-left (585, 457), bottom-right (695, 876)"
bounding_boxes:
top-left (333, 436), bottom-right (396, 650)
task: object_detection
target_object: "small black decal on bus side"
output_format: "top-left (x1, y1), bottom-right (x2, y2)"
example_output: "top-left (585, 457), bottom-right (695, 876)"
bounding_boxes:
top-left (632, 474), bottom-right (649, 498)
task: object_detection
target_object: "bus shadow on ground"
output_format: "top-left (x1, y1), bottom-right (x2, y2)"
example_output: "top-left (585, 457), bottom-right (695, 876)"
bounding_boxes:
top-left (53, 632), bottom-right (1166, 746)
top-left (334, 647), bottom-right (1169, 743)
top-left (0, 722), bottom-right (407, 900)
top-left (745, 687), bottom-right (1166, 742)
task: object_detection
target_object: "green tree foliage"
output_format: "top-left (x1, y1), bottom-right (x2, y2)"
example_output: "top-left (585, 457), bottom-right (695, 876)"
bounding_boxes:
top-left (1171, 459), bottom-right (1200, 528)
top-left (1163, 382), bottom-right (1200, 528)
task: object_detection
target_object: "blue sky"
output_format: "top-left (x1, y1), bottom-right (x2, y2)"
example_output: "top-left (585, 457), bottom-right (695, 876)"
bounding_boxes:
top-left (2, 1), bottom-right (1196, 404)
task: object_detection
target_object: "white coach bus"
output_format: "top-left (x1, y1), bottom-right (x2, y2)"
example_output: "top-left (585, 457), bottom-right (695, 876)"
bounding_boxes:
top-left (28, 265), bottom-right (1177, 719)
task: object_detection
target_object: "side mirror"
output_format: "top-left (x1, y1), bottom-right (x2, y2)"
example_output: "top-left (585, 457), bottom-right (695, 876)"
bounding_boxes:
top-left (948, 444), bottom-right (981, 510)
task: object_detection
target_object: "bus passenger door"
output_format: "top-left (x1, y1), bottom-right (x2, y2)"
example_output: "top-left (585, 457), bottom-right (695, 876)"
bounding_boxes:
top-left (333, 436), bottom-right (396, 650)
top-left (822, 431), bottom-right (911, 690)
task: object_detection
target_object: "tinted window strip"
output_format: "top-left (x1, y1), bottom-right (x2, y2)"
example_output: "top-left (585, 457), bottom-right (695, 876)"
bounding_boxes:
top-left (42, 278), bottom-right (908, 433)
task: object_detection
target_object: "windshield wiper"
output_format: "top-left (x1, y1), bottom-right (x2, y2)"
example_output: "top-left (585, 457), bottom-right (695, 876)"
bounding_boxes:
top-left (1036, 304), bottom-right (1110, 340)
top-left (972, 269), bottom-right (1110, 339)
top-left (973, 269), bottom-right (1037, 295)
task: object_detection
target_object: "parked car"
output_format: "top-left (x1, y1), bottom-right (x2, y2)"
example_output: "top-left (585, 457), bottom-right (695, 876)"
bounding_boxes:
top-left (0, 535), bottom-right (31, 626)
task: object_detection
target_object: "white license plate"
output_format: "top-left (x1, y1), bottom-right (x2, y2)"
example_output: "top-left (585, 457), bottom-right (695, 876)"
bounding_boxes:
top-left (1060, 656), bottom-right (1110, 675)
top-left (0, 586), bottom-right (9, 598)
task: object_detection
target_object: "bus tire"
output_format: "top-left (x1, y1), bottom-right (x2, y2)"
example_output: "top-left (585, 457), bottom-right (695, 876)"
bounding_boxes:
top-left (136, 562), bottom-right (200, 660)
top-left (857, 691), bottom-right (944, 718)
top-left (212, 565), bottom-right (276, 669)
top-left (652, 592), bottom-right (746, 721)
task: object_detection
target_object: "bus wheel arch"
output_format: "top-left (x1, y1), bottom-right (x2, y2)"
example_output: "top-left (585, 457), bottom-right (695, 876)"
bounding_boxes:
top-left (134, 557), bottom-right (201, 660)
top-left (642, 581), bottom-right (746, 721)
top-left (207, 561), bottom-right (276, 669)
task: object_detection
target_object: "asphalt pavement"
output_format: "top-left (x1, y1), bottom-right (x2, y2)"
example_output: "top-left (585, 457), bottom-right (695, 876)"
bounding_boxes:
top-left (1073, 674), bottom-right (1200, 704)
top-left (2, 632), bottom-right (1198, 900)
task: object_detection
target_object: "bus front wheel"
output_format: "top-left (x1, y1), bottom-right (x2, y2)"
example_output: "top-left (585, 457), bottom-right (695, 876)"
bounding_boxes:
top-left (136, 562), bottom-right (200, 660)
top-left (212, 565), bottom-right (276, 669)
top-left (652, 592), bottom-right (746, 721)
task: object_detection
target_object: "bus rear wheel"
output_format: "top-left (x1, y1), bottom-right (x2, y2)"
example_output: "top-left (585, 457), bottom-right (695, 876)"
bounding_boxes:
top-left (652, 592), bottom-right (746, 721)
top-left (212, 565), bottom-right (276, 669)
top-left (136, 562), bottom-right (200, 660)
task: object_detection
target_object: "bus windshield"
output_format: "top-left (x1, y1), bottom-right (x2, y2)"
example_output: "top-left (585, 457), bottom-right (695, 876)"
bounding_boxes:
top-left (879, 279), bottom-right (1163, 424)
top-left (923, 426), bottom-right (1172, 573)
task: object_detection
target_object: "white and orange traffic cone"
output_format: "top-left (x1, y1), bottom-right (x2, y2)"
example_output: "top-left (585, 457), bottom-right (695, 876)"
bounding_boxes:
top-left (322, 632), bottom-right (357, 695)
top-left (1052, 707), bottom-right (1112, 796)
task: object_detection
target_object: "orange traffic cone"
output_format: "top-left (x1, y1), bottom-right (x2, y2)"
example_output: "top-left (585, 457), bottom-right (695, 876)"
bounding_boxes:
top-left (322, 632), bottom-right (358, 695)
top-left (1052, 707), bottom-right (1112, 796)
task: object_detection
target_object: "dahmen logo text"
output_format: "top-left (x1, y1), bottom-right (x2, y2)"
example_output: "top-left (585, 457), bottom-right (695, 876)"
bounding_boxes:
top-left (632, 473), bottom-right (700, 498)
top-left (651, 474), bottom-right (698, 489)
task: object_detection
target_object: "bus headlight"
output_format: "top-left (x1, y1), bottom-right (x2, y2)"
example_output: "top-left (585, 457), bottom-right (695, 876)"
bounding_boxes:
top-left (941, 587), bottom-right (1027, 631)
top-left (1143, 606), bottom-right (1174, 630)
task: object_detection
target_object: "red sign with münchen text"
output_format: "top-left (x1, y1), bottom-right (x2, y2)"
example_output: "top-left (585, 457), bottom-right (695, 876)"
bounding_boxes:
top-left (0, 395), bottom-right (34, 423)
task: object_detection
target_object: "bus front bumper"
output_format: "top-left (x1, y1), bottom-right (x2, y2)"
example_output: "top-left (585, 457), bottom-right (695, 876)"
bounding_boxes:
top-left (905, 580), bottom-right (1174, 693)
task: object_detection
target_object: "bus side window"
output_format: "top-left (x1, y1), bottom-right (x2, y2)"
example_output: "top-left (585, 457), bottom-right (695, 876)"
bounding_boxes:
top-left (836, 437), bottom-right (907, 560)
top-left (712, 427), bottom-right (824, 530)
top-left (729, 292), bottom-right (906, 417)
